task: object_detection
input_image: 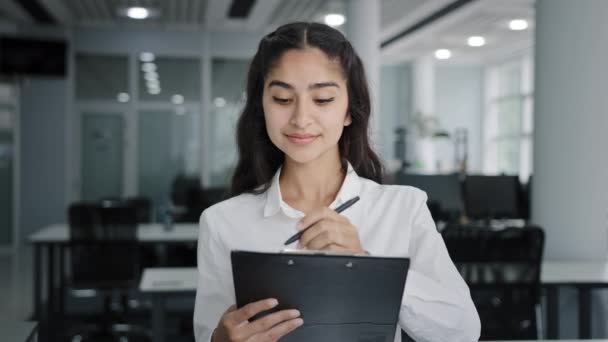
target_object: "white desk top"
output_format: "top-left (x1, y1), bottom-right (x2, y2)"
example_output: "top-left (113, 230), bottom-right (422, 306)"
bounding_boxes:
top-left (28, 223), bottom-right (198, 243)
top-left (541, 261), bottom-right (608, 284)
top-left (140, 267), bottom-right (198, 292)
top-left (0, 320), bottom-right (38, 341)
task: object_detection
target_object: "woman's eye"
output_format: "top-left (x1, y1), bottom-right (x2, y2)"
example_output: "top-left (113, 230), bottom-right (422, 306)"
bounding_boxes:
top-left (315, 98), bottom-right (334, 105)
top-left (272, 96), bottom-right (291, 104)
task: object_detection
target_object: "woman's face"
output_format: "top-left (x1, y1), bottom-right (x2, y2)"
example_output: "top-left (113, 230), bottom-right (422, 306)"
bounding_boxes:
top-left (263, 47), bottom-right (351, 165)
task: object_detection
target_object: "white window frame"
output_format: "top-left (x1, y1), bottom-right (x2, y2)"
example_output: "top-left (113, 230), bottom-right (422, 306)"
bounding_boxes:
top-left (483, 55), bottom-right (534, 181)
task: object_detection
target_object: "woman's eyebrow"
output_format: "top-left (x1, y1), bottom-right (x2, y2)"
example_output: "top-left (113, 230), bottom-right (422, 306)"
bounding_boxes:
top-left (267, 80), bottom-right (340, 90)
top-left (309, 82), bottom-right (339, 90)
top-left (268, 80), bottom-right (293, 90)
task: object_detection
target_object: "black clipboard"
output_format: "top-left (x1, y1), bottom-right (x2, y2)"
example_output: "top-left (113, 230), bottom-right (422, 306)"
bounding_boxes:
top-left (231, 250), bottom-right (410, 342)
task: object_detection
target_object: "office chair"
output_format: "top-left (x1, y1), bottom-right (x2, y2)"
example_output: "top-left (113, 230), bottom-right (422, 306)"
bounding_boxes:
top-left (67, 202), bottom-right (150, 341)
top-left (124, 197), bottom-right (153, 223)
top-left (441, 225), bottom-right (545, 340)
top-left (166, 186), bottom-right (228, 266)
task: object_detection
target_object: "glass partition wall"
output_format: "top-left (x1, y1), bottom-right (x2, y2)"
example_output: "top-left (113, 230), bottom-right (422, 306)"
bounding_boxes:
top-left (75, 53), bottom-right (203, 215)
top-left (74, 52), bottom-right (250, 218)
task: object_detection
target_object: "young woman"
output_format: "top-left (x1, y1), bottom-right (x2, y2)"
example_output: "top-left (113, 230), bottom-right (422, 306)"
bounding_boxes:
top-left (194, 22), bottom-right (480, 342)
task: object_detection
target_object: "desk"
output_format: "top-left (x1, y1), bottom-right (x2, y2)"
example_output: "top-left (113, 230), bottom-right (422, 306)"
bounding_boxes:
top-left (541, 261), bottom-right (608, 339)
top-left (140, 268), bottom-right (197, 342)
top-left (27, 223), bottom-right (198, 342)
top-left (132, 263), bottom-right (608, 342)
top-left (0, 320), bottom-right (39, 342)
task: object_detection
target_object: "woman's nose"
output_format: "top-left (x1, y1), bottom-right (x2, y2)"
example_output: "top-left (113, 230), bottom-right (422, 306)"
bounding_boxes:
top-left (289, 99), bottom-right (313, 128)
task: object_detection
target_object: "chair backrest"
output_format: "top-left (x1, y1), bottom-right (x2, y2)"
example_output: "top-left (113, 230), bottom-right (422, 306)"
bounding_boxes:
top-left (68, 202), bottom-right (140, 288)
top-left (125, 197), bottom-right (152, 223)
top-left (441, 225), bottom-right (545, 340)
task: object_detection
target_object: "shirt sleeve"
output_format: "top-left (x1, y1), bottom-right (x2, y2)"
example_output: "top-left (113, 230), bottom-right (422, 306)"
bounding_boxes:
top-left (193, 210), bottom-right (234, 342)
top-left (398, 194), bottom-right (481, 342)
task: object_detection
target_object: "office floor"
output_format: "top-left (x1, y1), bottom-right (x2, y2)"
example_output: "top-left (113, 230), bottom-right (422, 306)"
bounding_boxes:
top-left (0, 246), bottom-right (34, 321)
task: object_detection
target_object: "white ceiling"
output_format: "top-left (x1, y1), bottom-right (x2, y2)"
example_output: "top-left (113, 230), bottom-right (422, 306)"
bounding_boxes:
top-left (381, 0), bottom-right (536, 64)
top-left (0, 0), bottom-right (536, 64)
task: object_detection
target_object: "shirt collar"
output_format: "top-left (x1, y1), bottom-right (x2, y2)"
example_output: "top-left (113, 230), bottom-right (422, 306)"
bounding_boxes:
top-left (263, 162), bottom-right (362, 218)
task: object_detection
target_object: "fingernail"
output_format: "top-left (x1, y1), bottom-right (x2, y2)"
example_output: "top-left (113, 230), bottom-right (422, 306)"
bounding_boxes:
top-left (291, 310), bottom-right (301, 318)
top-left (269, 299), bottom-right (278, 306)
top-left (295, 318), bottom-right (304, 326)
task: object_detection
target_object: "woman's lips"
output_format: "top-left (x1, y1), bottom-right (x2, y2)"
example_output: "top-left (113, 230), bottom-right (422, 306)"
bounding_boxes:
top-left (286, 134), bottom-right (319, 145)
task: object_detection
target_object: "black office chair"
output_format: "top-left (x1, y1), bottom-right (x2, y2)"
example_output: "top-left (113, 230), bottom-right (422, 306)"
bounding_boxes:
top-left (441, 225), bottom-right (545, 340)
top-left (125, 197), bottom-right (153, 224)
top-left (67, 202), bottom-right (150, 341)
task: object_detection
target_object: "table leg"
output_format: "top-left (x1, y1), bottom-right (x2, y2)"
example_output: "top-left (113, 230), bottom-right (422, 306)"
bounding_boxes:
top-left (33, 245), bottom-right (41, 321)
top-left (46, 245), bottom-right (55, 342)
top-left (579, 286), bottom-right (592, 339)
top-left (58, 245), bottom-right (65, 328)
top-left (546, 286), bottom-right (559, 339)
top-left (152, 295), bottom-right (166, 342)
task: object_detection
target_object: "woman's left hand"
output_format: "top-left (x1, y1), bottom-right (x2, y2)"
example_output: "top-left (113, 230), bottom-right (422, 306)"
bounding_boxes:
top-left (296, 207), bottom-right (365, 254)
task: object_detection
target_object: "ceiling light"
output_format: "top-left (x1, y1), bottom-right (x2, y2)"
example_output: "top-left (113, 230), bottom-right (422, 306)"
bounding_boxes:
top-left (148, 88), bottom-right (161, 95)
top-left (141, 62), bottom-right (157, 73)
top-left (324, 14), bottom-right (345, 27)
top-left (467, 36), bottom-right (486, 47)
top-left (127, 7), bottom-right (149, 19)
top-left (434, 49), bottom-right (451, 60)
top-left (146, 80), bottom-right (160, 89)
top-left (509, 19), bottom-right (528, 31)
top-left (116, 92), bottom-right (130, 103)
top-left (139, 52), bottom-right (155, 62)
top-left (214, 97), bottom-right (226, 107)
top-left (118, 6), bottom-right (160, 20)
top-left (171, 94), bottom-right (184, 105)
top-left (144, 72), bottom-right (159, 81)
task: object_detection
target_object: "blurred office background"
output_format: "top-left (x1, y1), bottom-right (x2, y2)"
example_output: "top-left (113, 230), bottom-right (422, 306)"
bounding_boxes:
top-left (0, 0), bottom-right (607, 341)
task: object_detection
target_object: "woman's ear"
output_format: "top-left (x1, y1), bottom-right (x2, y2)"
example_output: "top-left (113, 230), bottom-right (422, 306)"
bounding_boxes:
top-left (344, 113), bottom-right (352, 126)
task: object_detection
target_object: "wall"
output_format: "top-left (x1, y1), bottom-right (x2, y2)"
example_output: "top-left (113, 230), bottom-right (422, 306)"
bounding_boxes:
top-left (435, 65), bottom-right (483, 173)
top-left (533, 0), bottom-right (608, 337)
top-left (19, 78), bottom-right (67, 238)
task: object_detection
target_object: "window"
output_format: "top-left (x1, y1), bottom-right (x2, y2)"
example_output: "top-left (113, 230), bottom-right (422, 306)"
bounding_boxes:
top-left (483, 55), bottom-right (534, 181)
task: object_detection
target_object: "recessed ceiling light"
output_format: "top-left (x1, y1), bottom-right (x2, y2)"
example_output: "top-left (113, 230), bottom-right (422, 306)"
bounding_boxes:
top-left (324, 14), bottom-right (345, 27)
top-left (139, 52), bottom-right (155, 62)
top-left (509, 19), bottom-right (528, 31)
top-left (146, 80), bottom-right (160, 89)
top-left (148, 87), bottom-right (161, 95)
top-left (118, 6), bottom-right (159, 20)
top-left (127, 7), bottom-right (149, 19)
top-left (434, 49), bottom-right (451, 60)
top-left (171, 94), bottom-right (185, 105)
top-left (141, 62), bottom-right (157, 73)
top-left (116, 92), bottom-right (130, 103)
top-left (467, 36), bottom-right (486, 47)
top-left (144, 72), bottom-right (159, 82)
top-left (214, 97), bottom-right (227, 107)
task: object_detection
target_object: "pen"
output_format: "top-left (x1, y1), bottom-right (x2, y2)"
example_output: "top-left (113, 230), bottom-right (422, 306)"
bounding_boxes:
top-left (283, 196), bottom-right (360, 245)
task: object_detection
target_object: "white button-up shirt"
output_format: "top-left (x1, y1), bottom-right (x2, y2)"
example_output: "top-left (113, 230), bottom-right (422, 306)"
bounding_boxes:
top-left (194, 164), bottom-right (480, 342)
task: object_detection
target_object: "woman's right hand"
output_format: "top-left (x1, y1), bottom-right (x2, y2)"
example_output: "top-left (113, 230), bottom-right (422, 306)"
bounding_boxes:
top-left (212, 298), bottom-right (303, 342)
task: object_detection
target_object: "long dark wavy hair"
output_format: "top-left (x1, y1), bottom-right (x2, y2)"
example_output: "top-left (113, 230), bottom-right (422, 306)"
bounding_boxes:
top-left (229, 22), bottom-right (384, 197)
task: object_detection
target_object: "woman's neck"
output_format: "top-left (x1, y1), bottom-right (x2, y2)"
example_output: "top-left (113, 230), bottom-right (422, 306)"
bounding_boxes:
top-left (279, 153), bottom-right (345, 213)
